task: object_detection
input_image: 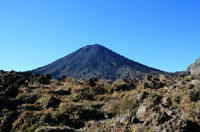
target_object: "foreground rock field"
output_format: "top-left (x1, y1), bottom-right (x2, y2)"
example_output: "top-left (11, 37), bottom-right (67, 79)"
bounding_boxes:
top-left (0, 70), bottom-right (200, 132)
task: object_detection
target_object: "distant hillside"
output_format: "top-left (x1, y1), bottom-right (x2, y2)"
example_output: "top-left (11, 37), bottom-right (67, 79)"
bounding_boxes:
top-left (187, 58), bottom-right (200, 75)
top-left (31, 44), bottom-right (165, 80)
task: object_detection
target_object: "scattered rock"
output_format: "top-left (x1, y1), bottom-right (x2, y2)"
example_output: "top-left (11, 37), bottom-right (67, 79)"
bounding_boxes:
top-left (111, 79), bottom-right (131, 91)
top-left (136, 104), bottom-right (148, 121)
top-left (152, 112), bottom-right (171, 126)
top-left (137, 91), bottom-right (148, 102)
top-left (0, 70), bottom-right (200, 132)
top-left (130, 116), bottom-right (141, 124)
top-left (83, 78), bottom-right (98, 88)
top-left (162, 96), bottom-right (172, 106)
top-left (114, 114), bottom-right (130, 126)
top-left (35, 74), bottom-right (51, 85)
top-left (152, 94), bottom-right (162, 105)
top-left (143, 75), bottom-right (165, 89)
top-left (38, 95), bottom-right (61, 108)
top-left (188, 87), bottom-right (200, 102)
top-left (187, 58), bottom-right (200, 75)
top-left (34, 126), bottom-right (75, 132)
top-left (160, 117), bottom-right (200, 132)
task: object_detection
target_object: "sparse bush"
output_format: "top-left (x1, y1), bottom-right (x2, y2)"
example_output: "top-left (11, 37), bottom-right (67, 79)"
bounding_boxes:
top-left (107, 79), bottom-right (132, 94)
top-left (107, 94), bottom-right (138, 115)
top-left (112, 79), bottom-right (129, 91)
top-left (184, 76), bottom-right (194, 82)
top-left (37, 95), bottom-right (60, 109)
top-left (17, 92), bottom-right (39, 104)
top-left (12, 111), bottom-right (42, 132)
top-left (64, 77), bottom-right (80, 87)
top-left (119, 94), bottom-right (138, 114)
top-left (188, 84), bottom-right (195, 89)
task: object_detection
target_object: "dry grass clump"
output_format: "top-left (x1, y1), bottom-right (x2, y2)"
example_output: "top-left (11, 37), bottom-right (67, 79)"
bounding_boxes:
top-left (106, 92), bottom-right (138, 116)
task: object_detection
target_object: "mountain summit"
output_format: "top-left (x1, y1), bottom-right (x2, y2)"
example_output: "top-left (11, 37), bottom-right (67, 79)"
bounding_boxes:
top-left (31, 44), bottom-right (164, 80)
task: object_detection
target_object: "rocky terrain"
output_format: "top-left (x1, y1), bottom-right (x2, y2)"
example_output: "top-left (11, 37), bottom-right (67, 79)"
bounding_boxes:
top-left (31, 44), bottom-right (165, 80)
top-left (187, 58), bottom-right (200, 75)
top-left (0, 70), bottom-right (200, 132)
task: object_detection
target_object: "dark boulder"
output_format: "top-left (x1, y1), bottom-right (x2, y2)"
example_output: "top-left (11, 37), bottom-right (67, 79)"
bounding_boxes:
top-left (152, 112), bottom-right (172, 126)
top-left (33, 74), bottom-right (51, 85)
top-left (143, 75), bottom-right (165, 89)
top-left (0, 73), bottom-right (27, 98)
top-left (188, 87), bottom-right (200, 102)
top-left (83, 78), bottom-right (98, 88)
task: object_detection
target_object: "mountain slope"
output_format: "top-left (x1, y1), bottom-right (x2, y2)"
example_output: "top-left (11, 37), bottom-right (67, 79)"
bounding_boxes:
top-left (187, 58), bottom-right (200, 75)
top-left (31, 44), bottom-right (165, 80)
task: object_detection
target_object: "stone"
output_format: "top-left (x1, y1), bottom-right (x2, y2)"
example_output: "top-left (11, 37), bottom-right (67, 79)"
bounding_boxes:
top-left (160, 116), bottom-right (200, 132)
top-left (152, 94), bottom-right (162, 105)
top-left (190, 80), bottom-right (200, 86)
top-left (45, 96), bottom-right (61, 108)
top-left (83, 78), bottom-right (98, 88)
top-left (188, 88), bottom-right (200, 102)
top-left (34, 126), bottom-right (75, 132)
top-left (137, 91), bottom-right (148, 102)
top-left (159, 75), bottom-right (166, 82)
top-left (152, 112), bottom-right (171, 126)
top-left (130, 116), bottom-right (141, 124)
top-left (162, 96), bottom-right (172, 106)
top-left (38, 96), bottom-right (61, 109)
top-left (0, 73), bottom-right (26, 98)
top-left (114, 114), bottom-right (130, 125)
top-left (187, 58), bottom-right (200, 75)
top-left (35, 74), bottom-right (51, 85)
top-left (136, 104), bottom-right (148, 121)
top-left (143, 75), bottom-right (165, 89)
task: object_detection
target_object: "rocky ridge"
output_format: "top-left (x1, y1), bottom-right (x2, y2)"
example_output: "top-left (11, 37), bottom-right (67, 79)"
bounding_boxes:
top-left (187, 58), bottom-right (200, 75)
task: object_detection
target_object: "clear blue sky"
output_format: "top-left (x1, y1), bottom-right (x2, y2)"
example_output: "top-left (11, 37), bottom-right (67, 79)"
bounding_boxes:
top-left (0, 0), bottom-right (199, 72)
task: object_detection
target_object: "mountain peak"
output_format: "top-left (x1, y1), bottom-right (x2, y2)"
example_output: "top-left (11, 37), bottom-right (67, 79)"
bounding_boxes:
top-left (31, 45), bottom-right (164, 80)
top-left (83, 44), bottom-right (107, 50)
top-left (86, 44), bottom-right (103, 47)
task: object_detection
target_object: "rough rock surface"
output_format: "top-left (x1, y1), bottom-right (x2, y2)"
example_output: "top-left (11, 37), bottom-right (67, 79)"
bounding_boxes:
top-left (0, 71), bottom-right (200, 132)
top-left (187, 58), bottom-right (200, 75)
